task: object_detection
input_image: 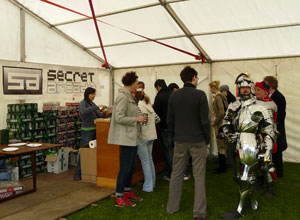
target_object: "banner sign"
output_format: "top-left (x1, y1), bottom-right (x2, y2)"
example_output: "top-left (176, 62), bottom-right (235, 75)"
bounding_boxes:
top-left (47, 69), bottom-right (96, 94)
top-left (3, 66), bottom-right (43, 95)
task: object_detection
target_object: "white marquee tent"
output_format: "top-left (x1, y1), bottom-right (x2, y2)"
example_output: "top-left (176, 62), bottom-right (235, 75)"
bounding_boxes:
top-left (1, 0), bottom-right (300, 162)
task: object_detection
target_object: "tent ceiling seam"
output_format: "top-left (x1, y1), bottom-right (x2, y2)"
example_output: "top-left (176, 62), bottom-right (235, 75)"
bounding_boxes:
top-left (53, 0), bottom-right (188, 27)
top-left (87, 34), bottom-right (186, 49)
top-left (114, 60), bottom-right (208, 70)
top-left (85, 20), bottom-right (300, 49)
top-left (212, 54), bottom-right (300, 63)
top-left (194, 22), bottom-right (300, 37)
top-left (8, 0), bottom-right (109, 68)
top-left (158, 0), bottom-right (211, 62)
top-left (53, 2), bottom-right (160, 26)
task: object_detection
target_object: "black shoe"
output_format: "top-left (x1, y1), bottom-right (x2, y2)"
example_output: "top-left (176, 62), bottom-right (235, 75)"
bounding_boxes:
top-left (263, 191), bottom-right (273, 198)
top-left (215, 153), bottom-right (227, 174)
top-left (263, 182), bottom-right (275, 198)
top-left (221, 210), bottom-right (241, 219)
top-left (256, 176), bottom-right (265, 189)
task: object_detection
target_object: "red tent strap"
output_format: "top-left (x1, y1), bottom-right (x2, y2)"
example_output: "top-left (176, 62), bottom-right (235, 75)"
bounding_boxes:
top-left (41, 0), bottom-right (206, 63)
top-left (88, 0), bottom-right (108, 68)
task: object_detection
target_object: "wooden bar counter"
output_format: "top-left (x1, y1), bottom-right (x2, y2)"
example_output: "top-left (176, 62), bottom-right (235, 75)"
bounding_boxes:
top-left (95, 119), bottom-right (165, 189)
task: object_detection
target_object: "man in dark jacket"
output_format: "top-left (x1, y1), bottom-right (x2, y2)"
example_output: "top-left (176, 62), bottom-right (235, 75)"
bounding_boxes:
top-left (220, 85), bottom-right (236, 105)
top-left (264, 76), bottom-right (287, 178)
top-left (153, 79), bottom-right (173, 181)
top-left (219, 84), bottom-right (236, 167)
top-left (166, 66), bottom-right (209, 220)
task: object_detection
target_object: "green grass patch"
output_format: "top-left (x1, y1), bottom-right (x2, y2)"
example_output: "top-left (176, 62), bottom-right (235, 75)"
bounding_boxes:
top-left (67, 159), bottom-right (300, 220)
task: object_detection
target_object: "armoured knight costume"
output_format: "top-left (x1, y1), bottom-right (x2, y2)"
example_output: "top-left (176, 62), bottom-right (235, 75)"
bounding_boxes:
top-left (220, 73), bottom-right (276, 219)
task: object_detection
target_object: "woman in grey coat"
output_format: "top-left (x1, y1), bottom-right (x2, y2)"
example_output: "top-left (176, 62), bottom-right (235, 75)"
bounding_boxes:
top-left (108, 71), bottom-right (147, 207)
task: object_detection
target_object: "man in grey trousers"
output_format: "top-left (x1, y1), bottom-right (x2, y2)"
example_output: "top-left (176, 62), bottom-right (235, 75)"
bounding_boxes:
top-left (166, 66), bottom-right (210, 220)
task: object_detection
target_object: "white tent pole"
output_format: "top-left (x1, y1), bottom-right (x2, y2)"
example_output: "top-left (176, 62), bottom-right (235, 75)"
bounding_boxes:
top-left (108, 67), bottom-right (115, 106)
top-left (208, 63), bottom-right (213, 157)
top-left (54, 3), bottom-right (160, 26)
top-left (8, 0), bottom-right (108, 67)
top-left (213, 54), bottom-right (300, 63)
top-left (159, 0), bottom-right (211, 62)
top-left (20, 7), bottom-right (25, 62)
top-left (87, 35), bottom-right (186, 49)
top-left (53, 0), bottom-right (188, 27)
top-left (114, 60), bottom-right (208, 70)
top-left (194, 22), bottom-right (300, 37)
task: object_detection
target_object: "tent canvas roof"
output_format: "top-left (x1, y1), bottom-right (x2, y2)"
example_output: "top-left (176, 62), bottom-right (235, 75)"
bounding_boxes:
top-left (12, 0), bottom-right (300, 68)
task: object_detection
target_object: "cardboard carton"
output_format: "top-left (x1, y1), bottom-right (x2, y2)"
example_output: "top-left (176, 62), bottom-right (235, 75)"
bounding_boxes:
top-left (80, 148), bottom-right (97, 183)
top-left (69, 149), bottom-right (79, 166)
top-left (46, 147), bottom-right (70, 174)
top-left (11, 167), bottom-right (19, 181)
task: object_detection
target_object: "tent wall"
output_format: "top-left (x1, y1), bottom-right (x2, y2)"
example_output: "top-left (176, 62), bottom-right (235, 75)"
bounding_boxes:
top-left (0, 0), bottom-right (20, 61)
top-left (0, 0), bottom-right (102, 69)
top-left (114, 63), bottom-right (210, 108)
top-left (0, 60), bottom-right (110, 130)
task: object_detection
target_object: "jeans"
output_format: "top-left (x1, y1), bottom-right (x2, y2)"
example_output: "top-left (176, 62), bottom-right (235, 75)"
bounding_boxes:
top-left (116, 146), bottom-right (138, 197)
top-left (73, 129), bottom-right (96, 180)
top-left (138, 139), bottom-right (155, 192)
top-left (160, 129), bottom-right (173, 178)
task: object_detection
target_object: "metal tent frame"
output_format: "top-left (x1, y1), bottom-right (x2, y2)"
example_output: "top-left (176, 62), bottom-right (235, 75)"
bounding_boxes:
top-left (7, 0), bottom-right (300, 69)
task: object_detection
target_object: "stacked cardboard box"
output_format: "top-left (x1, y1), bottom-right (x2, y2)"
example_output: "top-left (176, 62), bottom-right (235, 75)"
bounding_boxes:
top-left (0, 181), bottom-right (24, 201)
top-left (6, 102), bottom-right (82, 176)
top-left (43, 110), bottom-right (57, 144)
top-left (57, 107), bottom-right (70, 147)
top-left (7, 103), bottom-right (38, 142)
top-left (69, 151), bottom-right (79, 166)
top-left (18, 155), bottom-right (32, 179)
top-left (32, 112), bottom-right (44, 143)
top-left (1, 157), bottom-right (19, 181)
top-left (36, 150), bottom-right (48, 174)
top-left (66, 103), bottom-right (82, 149)
top-left (57, 104), bottom-right (81, 150)
top-left (11, 150), bottom-right (48, 180)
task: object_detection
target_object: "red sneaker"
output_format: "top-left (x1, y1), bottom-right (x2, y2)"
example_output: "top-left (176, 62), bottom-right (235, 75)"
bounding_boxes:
top-left (124, 190), bottom-right (143, 201)
top-left (115, 196), bottom-right (136, 207)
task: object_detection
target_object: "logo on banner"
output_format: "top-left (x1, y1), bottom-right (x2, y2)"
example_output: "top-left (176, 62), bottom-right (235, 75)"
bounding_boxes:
top-left (2, 66), bottom-right (43, 95)
top-left (47, 70), bottom-right (96, 94)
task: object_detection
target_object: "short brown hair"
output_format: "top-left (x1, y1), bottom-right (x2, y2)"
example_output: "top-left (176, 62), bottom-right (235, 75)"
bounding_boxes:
top-left (264, 76), bottom-right (278, 89)
top-left (138, 81), bottom-right (145, 89)
top-left (122, 71), bottom-right (138, 86)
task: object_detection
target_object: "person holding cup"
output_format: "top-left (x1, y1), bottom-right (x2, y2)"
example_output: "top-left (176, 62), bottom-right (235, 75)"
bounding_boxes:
top-left (137, 91), bottom-right (160, 192)
top-left (108, 71), bottom-right (147, 207)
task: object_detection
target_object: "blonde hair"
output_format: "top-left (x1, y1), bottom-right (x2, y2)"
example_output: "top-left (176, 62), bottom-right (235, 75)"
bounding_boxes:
top-left (144, 94), bottom-right (150, 105)
top-left (209, 80), bottom-right (220, 90)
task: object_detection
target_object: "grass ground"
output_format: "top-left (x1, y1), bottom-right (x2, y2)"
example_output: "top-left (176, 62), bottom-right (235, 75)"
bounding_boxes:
top-left (67, 159), bottom-right (300, 220)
